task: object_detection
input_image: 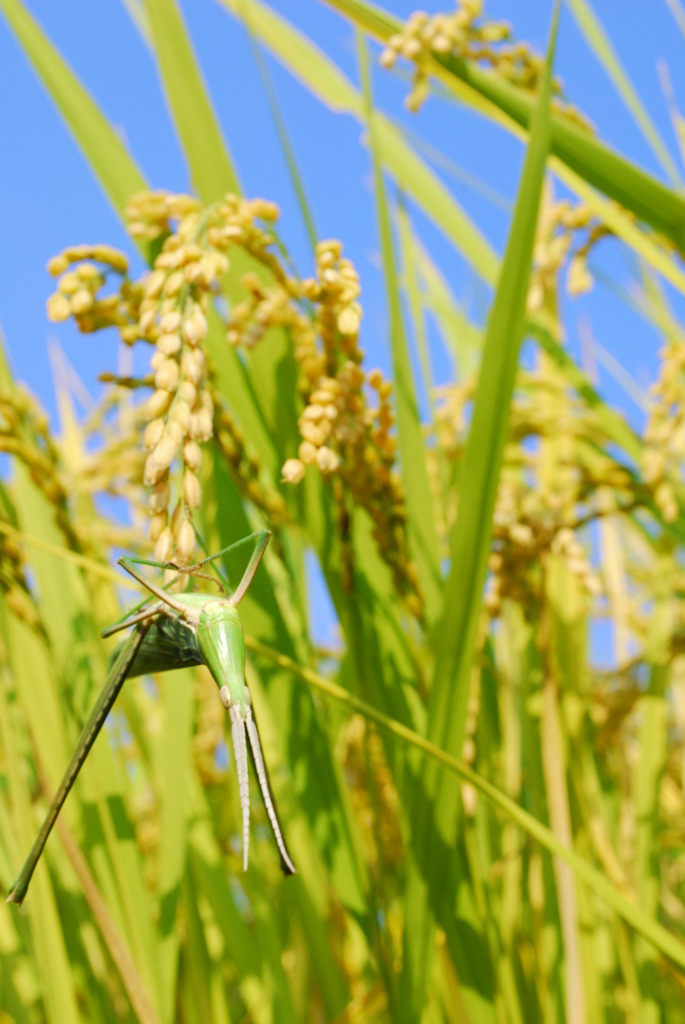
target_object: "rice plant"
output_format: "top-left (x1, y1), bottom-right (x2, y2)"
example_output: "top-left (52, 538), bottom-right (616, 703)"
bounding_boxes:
top-left (1, 1), bottom-right (685, 1021)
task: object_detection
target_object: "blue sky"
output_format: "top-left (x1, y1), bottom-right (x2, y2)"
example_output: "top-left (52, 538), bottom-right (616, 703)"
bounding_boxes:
top-left (0, 1), bottom-right (683, 651)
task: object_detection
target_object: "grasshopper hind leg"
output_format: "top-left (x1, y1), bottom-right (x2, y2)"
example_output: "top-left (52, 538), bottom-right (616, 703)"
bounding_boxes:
top-left (221, 687), bottom-right (251, 872)
top-left (245, 710), bottom-right (297, 876)
top-left (219, 684), bottom-right (296, 876)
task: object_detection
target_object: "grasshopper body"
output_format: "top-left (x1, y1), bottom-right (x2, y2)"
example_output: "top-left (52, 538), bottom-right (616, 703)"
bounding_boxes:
top-left (7, 530), bottom-right (295, 907)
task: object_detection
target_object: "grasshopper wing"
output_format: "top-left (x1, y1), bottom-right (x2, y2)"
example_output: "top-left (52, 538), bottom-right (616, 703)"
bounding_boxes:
top-left (112, 615), bottom-right (202, 677)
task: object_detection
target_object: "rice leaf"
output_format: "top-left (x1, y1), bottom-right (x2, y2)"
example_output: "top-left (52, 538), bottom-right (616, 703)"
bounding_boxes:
top-left (565, 0), bottom-right (681, 185)
top-left (400, 6), bottom-right (558, 1012)
top-left (144, 0), bottom-right (240, 199)
top-left (358, 34), bottom-right (442, 625)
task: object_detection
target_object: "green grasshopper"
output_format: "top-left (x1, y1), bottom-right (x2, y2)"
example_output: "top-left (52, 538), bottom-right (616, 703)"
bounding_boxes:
top-left (7, 530), bottom-right (296, 906)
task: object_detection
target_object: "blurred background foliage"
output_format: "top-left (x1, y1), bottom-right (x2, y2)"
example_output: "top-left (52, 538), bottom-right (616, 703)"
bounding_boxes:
top-left (2, 0), bottom-right (685, 1021)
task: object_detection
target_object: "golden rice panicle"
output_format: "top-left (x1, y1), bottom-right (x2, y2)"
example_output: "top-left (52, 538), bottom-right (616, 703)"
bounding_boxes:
top-left (44, 190), bottom-right (298, 564)
top-left (643, 339), bottom-right (685, 524)
top-left (292, 241), bottom-right (422, 616)
top-left (431, 365), bottom-right (652, 623)
top-left (136, 190), bottom-right (290, 561)
top-left (135, 192), bottom-right (217, 565)
top-left (379, 0), bottom-right (591, 127)
top-left (0, 379), bottom-right (147, 562)
top-left (0, 386), bottom-right (67, 513)
top-left (46, 244), bottom-right (142, 339)
top-left (44, 192), bottom-right (245, 563)
top-left (125, 190), bottom-right (202, 242)
top-left (225, 231), bottom-right (421, 616)
top-left (0, 522), bottom-right (43, 634)
top-left (528, 198), bottom-right (678, 311)
top-left (526, 199), bottom-right (599, 313)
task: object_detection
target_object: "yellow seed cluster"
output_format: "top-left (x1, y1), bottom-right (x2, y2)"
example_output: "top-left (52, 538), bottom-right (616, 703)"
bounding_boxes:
top-left (228, 237), bottom-right (421, 617)
top-left (0, 381), bottom-right (147, 563)
top-left (0, 387), bottom-right (67, 513)
top-left (0, 527), bottom-right (43, 633)
top-left (0, 388), bottom-right (99, 628)
top-left (432, 369), bottom-right (645, 620)
top-left (528, 198), bottom-right (682, 313)
top-left (127, 191), bottom-right (277, 564)
top-left (45, 191), bottom-right (288, 564)
top-left (643, 340), bottom-right (685, 523)
top-left (528, 200), bottom-right (596, 312)
top-left (135, 200), bottom-right (214, 563)
top-left (126, 191), bottom-right (203, 242)
top-left (379, 1), bottom-right (590, 127)
top-left (47, 244), bottom-right (141, 336)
